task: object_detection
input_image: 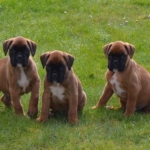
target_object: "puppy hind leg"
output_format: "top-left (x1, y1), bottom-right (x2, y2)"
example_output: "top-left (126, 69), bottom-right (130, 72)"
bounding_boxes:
top-left (1, 94), bottom-right (12, 107)
top-left (9, 91), bottom-right (25, 116)
top-left (78, 91), bottom-right (86, 111)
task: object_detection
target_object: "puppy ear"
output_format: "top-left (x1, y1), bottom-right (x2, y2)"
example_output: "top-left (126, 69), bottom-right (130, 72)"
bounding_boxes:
top-left (124, 43), bottom-right (135, 58)
top-left (40, 52), bottom-right (50, 68)
top-left (3, 38), bottom-right (14, 56)
top-left (103, 43), bottom-right (112, 56)
top-left (27, 40), bottom-right (37, 57)
top-left (63, 53), bottom-right (74, 70)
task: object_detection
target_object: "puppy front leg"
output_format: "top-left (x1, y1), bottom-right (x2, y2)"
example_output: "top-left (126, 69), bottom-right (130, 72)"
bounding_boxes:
top-left (93, 83), bottom-right (114, 109)
top-left (28, 80), bottom-right (40, 118)
top-left (124, 93), bottom-right (137, 116)
top-left (36, 90), bottom-right (50, 123)
top-left (9, 89), bottom-right (24, 116)
top-left (68, 95), bottom-right (78, 123)
top-left (119, 99), bottom-right (126, 110)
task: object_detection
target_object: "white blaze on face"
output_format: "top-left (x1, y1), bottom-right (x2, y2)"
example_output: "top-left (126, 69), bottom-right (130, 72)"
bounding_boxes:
top-left (50, 83), bottom-right (65, 100)
top-left (17, 64), bottom-right (30, 92)
top-left (110, 72), bottom-right (125, 97)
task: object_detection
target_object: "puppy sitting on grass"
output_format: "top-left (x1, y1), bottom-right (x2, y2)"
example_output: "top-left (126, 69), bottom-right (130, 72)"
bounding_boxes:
top-left (93, 41), bottom-right (150, 116)
top-left (0, 36), bottom-right (40, 117)
top-left (37, 50), bottom-right (86, 123)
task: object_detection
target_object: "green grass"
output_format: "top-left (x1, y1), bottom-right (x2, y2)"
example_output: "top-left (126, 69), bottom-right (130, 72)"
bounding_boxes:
top-left (0, 0), bottom-right (150, 149)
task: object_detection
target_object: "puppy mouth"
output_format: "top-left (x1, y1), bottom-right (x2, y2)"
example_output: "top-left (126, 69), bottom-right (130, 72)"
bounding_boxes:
top-left (17, 63), bottom-right (23, 67)
top-left (108, 65), bottom-right (126, 72)
top-left (108, 60), bottom-right (126, 72)
top-left (53, 81), bottom-right (58, 84)
top-left (15, 55), bottom-right (29, 67)
top-left (47, 78), bottom-right (64, 84)
top-left (113, 69), bottom-right (118, 72)
top-left (16, 62), bottom-right (28, 68)
top-left (47, 74), bottom-right (65, 83)
top-left (108, 52), bottom-right (127, 72)
top-left (46, 67), bottom-right (66, 83)
top-left (109, 67), bottom-right (125, 72)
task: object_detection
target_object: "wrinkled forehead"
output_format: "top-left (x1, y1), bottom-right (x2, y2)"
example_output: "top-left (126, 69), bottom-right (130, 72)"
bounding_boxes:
top-left (47, 52), bottom-right (66, 65)
top-left (11, 39), bottom-right (29, 50)
top-left (11, 44), bottom-right (29, 51)
top-left (110, 42), bottom-right (127, 54)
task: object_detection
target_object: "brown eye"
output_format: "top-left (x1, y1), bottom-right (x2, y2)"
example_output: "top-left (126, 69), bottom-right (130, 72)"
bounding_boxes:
top-left (46, 66), bottom-right (51, 70)
top-left (25, 50), bottom-right (29, 54)
top-left (122, 54), bottom-right (126, 59)
top-left (10, 49), bottom-right (15, 53)
top-left (60, 67), bottom-right (64, 70)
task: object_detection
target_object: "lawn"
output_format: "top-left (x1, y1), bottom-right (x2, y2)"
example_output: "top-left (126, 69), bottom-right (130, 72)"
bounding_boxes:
top-left (0, 0), bottom-right (150, 149)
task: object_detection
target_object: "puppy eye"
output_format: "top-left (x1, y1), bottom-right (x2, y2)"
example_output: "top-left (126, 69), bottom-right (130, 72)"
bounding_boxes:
top-left (25, 50), bottom-right (29, 54)
top-left (46, 66), bottom-right (51, 70)
top-left (122, 54), bottom-right (126, 59)
top-left (60, 67), bottom-right (64, 70)
top-left (10, 49), bottom-right (15, 53)
top-left (60, 66), bottom-right (66, 71)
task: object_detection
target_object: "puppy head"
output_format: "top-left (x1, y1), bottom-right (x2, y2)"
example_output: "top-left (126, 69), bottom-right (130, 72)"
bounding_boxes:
top-left (3, 36), bottom-right (36, 67)
top-left (40, 50), bottom-right (74, 83)
top-left (103, 41), bottom-right (135, 72)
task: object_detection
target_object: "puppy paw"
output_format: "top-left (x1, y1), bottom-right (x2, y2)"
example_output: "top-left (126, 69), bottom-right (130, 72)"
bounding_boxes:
top-left (123, 112), bottom-right (134, 117)
top-left (36, 117), bottom-right (43, 122)
top-left (92, 106), bottom-right (98, 109)
top-left (68, 119), bottom-right (79, 124)
top-left (15, 108), bottom-right (25, 116)
top-left (36, 117), bottom-right (48, 123)
top-left (27, 107), bottom-right (38, 118)
top-left (27, 111), bottom-right (38, 118)
top-left (15, 112), bottom-right (26, 116)
top-left (106, 106), bottom-right (114, 110)
top-left (68, 114), bottom-right (79, 124)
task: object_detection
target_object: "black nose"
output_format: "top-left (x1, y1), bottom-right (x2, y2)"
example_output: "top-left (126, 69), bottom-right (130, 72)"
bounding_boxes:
top-left (17, 55), bottom-right (23, 61)
top-left (52, 73), bottom-right (58, 79)
top-left (113, 60), bottom-right (118, 66)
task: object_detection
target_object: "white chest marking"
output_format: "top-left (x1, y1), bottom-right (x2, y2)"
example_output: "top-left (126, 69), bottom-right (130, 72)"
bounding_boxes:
top-left (50, 83), bottom-right (65, 100)
top-left (17, 64), bottom-right (30, 92)
top-left (110, 72), bottom-right (125, 97)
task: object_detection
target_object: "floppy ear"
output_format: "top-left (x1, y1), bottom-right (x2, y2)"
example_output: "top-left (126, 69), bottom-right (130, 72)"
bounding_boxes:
top-left (3, 38), bottom-right (14, 56)
top-left (63, 52), bottom-right (74, 70)
top-left (40, 52), bottom-right (50, 68)
top-left (103, 43), bottom-right (113, 56)
top-left (27, 40), bottom-right (37, 57)
top-left (124, 42), bottom-right (135, 58)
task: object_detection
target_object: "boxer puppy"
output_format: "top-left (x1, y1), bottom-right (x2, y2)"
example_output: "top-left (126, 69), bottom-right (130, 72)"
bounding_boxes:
top-left (93, 41), bottom-right (150, 116)
top-left (36, 50), bottom-right (86, 123)
top-left (0, 36), bottom-right (40, 118)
